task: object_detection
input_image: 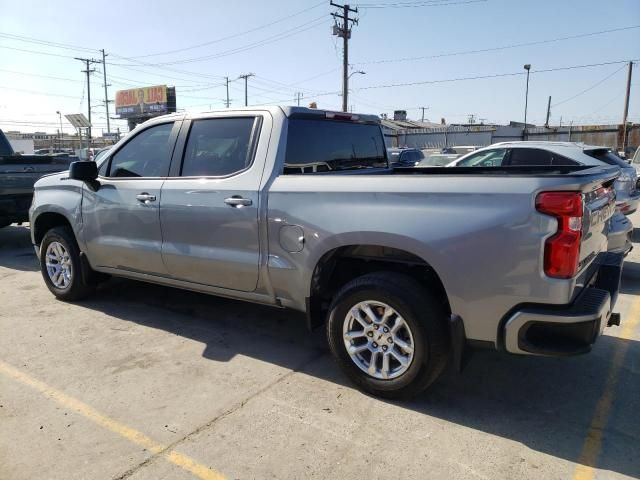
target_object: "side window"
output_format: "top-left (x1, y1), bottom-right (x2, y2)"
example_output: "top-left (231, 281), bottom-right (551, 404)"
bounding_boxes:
top-left (456, 148), bottom-right (507, 167)
top-left (181, 118), bottom-right (257, 177)
top-left (508, 148), bottom-right (553, 166)
top-left (108, 122), bottom-right (174, 177)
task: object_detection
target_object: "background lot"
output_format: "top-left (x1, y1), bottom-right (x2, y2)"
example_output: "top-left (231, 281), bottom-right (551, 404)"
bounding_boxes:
top-left (1, 216), bottom-right (639, 480)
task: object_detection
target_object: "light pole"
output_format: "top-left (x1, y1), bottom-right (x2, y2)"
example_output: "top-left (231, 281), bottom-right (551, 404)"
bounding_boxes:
top-left (56, 111), bottom-right (63, 151)
top-left (347, 70), bottom-right (365, 112)
top-left (523, 64), bottom-right (531, 140)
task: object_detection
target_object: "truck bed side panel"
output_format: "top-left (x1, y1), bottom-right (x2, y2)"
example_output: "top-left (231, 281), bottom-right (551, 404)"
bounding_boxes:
top-left (266, 172), bottom-right (613, 344)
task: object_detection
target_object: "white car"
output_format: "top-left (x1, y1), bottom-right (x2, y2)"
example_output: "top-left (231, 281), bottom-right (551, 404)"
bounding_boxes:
top-left (447, 141), bottom-right (635, 255)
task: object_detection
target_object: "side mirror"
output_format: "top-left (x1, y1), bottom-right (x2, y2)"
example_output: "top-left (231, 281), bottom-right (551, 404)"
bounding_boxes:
top-left (69, 161), bottom-right (98, 182)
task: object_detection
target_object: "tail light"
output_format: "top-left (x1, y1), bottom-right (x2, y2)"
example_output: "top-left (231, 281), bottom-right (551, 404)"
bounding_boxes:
top-left (535, 192), bottom-right (583, 279)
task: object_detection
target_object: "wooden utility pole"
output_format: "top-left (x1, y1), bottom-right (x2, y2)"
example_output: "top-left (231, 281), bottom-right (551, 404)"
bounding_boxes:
top-left (622, 61), bottom-right (633, 153)
top-left (331, 2), bottom-right (358, 112)
top-left (545, 96), bottom-right (551, 128)
top-left (295, 92), bottom-right (303, 106)
top-left (74, 57), bottom-right (99, 146)
top-left (420, 106), bottom-right (429, 123)
top-left (224, 77), bottom-right (231, 108)
top-left (238, 73), bottom-right (254, 106)
top-left (100, 49), bottom-right (111, 134)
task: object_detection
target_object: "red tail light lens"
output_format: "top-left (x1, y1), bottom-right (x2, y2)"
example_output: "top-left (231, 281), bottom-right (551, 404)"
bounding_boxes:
top-left (536, 192), bottom-right (583, 279)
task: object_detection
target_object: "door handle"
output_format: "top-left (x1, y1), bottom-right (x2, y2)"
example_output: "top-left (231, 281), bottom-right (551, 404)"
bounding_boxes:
top-left (224, 196), bottom-right (252, 207)
top-left (136, 192), bottom-right (157, 204)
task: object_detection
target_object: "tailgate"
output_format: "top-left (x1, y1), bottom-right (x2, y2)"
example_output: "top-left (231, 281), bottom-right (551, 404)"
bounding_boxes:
top-left (578, 172), bottom-right (617, 272)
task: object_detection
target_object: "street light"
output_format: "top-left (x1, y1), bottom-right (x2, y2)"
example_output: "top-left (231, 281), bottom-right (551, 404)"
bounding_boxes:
top-left (56, 111), bottom-right (63, 151)
top-left (523, 64), bottom-right (531, 140)
top-left (346, 70), bottom-right (365, 112)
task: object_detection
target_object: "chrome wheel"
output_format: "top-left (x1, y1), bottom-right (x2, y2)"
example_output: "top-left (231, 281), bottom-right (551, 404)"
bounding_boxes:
top-left (343, 301), bottom-right (415, 380)
top-left (45, 241), bottom-right (72, 289)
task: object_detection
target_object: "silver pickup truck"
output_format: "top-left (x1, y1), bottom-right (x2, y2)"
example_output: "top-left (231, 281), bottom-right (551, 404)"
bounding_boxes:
top-left (29, 106), bottom-right (624, 398)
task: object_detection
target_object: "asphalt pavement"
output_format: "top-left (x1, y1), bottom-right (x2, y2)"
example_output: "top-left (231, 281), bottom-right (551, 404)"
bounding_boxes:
top-left (0, 215), bottom-right (638, 480)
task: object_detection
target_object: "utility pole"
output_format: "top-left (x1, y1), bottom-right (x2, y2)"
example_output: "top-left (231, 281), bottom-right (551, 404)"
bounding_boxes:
top-left (295, 92), bottom-right (303, 106)
top-left (331, 2), bottom-right (358, 112)
top-left (238, 73), bottom-right (255, 106)
top-left (100, 49), bottom-right (112, 134)
top-left (74, 57), bottom-right (99, 146)
top-left (545, 96), bottom-right (551, 128)
top-left (622, 61), bottom-right (633, 153)
top-left (420, 106), bottom-right (429, 123)
top-left (523, 63), bottom-right (531, 140)
top-left (224, 77), bottom-right (231, 108)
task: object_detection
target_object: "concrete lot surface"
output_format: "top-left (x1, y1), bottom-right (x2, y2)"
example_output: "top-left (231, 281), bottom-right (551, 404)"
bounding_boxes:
top-left (1, 216), bottom-right (639, 480)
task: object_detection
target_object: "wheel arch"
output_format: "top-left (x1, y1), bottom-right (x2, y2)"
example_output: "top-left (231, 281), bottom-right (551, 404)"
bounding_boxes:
top-left (32, 211), bottom-right (74, 246)
top-left (306, 241), bottom-right (451, 330)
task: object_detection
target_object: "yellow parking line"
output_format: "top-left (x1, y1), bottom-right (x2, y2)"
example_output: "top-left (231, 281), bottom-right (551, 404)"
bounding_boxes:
top-left (0, 360), bottom-right (225, 480)
top-left (573, 295), bottom-right (640, 480)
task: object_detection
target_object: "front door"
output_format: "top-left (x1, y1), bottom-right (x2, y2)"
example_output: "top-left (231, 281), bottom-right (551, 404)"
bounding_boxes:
top-left (160, 116), bottom-right (264, 291)
top-left (82, 121), bottom-right (179, 275)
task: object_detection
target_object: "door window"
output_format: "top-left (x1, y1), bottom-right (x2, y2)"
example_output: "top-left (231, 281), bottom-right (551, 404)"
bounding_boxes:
top-left (456, 148), bottom-right (507, 167)
top-left (181, 118), bottom-right (257, 177)
top-left (107, 122), bottom-right (174, 177)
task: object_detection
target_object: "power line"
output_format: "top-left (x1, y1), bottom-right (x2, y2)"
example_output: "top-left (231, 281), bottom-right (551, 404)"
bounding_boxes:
top-left (355, 59), bottom-right (639, 91)
top-left (551, 63), bottom-right (628, 107)
top-left (0, 31), bottom-right (100, 53)
top-left (0, 68), bottom-right (82, 83)
top-left (110, 16), bottom-right (329, 67)
top-left (0, 86), bottom-right (79, 99)
top-left (0, 44), bottom-right (76, 59)
top-left (357, 0), bottom-right (486, 8)
top-left (129, 1), bottom-right (325, 59)
top-left (356, 24), bottom-right (640, 65)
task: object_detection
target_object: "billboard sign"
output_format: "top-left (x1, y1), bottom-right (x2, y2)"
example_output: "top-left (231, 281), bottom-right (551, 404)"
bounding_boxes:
top-left (115, 85), bottom-right (168, 118)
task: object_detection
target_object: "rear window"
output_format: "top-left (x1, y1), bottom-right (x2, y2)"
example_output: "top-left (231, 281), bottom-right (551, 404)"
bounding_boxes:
top-left (284, 119), bottom-right (387, 174)
top-left (584, 149), bottom-right (629, 168)
top-left (508, 148), bottom-right (577, 166)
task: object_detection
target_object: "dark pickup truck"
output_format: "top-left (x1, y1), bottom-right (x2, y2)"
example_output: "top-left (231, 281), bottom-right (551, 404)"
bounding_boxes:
top-left (0, 129), bottom-right (73, 228)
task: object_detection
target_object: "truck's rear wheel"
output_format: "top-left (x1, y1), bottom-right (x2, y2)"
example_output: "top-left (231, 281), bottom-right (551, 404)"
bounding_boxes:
top-left (40, 226), bottom-right (95, 301)
top-left (326, 272), bottom-right (449, 399)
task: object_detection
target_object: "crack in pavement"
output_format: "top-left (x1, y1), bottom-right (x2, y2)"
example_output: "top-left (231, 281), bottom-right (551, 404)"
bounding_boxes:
top-left (113, 348), bottom-right (328, 480)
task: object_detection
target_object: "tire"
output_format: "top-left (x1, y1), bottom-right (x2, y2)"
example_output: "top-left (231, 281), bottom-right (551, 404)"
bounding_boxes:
top-left (39, 226), bottom-right (95, 301)
top-left (326, 272), bottom-right (449, 399)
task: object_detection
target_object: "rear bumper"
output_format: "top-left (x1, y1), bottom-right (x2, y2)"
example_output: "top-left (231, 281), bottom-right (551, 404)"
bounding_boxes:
top-left (616, 190), bottom-right (640, 215)
top-left (607, 212), bottom-right (633, 256)
top-left (503, 252), bottom-right (623, 356)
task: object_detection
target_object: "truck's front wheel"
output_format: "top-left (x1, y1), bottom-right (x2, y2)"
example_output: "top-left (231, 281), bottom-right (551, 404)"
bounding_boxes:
top-left (40, 226), bottom-right (95, 301)
top-left (326, 272), bottom-right (449, 399)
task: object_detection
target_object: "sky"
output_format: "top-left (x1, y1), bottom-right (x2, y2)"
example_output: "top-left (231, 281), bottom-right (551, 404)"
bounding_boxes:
top-left (0, 0), bottom-right (639, 135)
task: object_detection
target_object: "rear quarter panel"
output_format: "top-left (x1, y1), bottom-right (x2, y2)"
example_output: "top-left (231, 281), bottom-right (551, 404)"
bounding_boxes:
top-left (267, 172), bottom-right (610, 344)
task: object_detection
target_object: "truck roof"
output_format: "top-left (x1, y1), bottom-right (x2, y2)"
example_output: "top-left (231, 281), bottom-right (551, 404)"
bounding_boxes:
top-left (147, 106), bottom-right (381, 124)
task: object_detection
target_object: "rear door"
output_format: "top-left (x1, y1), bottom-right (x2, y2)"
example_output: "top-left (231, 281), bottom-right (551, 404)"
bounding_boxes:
top-left (159, 114), bottom-right (265, 291)
top-left (82, 120), bottom-right (180, 275)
